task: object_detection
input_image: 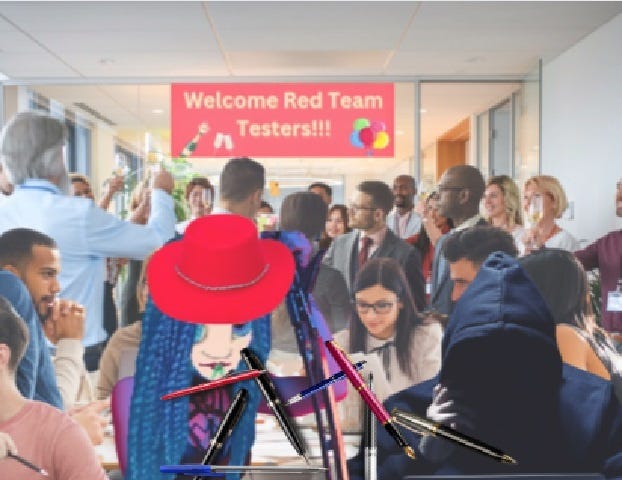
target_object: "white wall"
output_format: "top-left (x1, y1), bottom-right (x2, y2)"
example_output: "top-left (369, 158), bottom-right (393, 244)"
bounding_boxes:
top-left (542, 12), bottom-right (622, 246)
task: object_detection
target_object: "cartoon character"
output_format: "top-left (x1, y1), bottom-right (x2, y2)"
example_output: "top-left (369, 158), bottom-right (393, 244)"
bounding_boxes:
top-left (126, 214), bottom-right (294, 480)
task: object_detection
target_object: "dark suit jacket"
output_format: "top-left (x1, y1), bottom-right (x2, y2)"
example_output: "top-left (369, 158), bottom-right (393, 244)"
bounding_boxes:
top-left (322, 228), bottom-right (426, 312)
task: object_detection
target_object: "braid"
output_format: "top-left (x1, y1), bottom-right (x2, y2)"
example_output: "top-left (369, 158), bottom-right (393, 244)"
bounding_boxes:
top-left (127, 297), bottom-right (194, 479)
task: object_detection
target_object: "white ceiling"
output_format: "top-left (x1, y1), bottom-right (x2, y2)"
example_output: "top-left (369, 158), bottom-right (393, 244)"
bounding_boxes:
top-left (1, 1), bottom-right (621, 165)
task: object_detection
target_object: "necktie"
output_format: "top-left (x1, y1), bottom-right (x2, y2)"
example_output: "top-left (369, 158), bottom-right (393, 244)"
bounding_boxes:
top-left (358, 236), bottom-right (373, 268)
top-left (370, 340), bottom-right (395, 381)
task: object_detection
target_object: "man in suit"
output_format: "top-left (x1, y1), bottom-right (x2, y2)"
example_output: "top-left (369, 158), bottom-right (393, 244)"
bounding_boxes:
top-left (322, 180), bottom-right (425, 312)
top-left (428, 165), bottom-right (486, 317)
top-left (387, 174), bottom-right (422, 239)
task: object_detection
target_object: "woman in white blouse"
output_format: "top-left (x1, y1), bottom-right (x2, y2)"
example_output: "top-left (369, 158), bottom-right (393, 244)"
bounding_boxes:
top-left (521, 175), bottom-right (579, 254)
top-left (483, 175), bottom-right (525, 249)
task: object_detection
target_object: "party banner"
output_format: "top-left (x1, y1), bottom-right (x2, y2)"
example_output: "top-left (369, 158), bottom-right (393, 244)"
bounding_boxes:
top-left (171, 83), bottom-right (394, 158)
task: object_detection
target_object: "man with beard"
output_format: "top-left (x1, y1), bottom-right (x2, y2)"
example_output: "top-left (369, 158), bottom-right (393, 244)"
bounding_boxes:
top-left (0, 228), bottom-right (109, 445)
top-left (428, 165), bottom-right (487, 317)
top-left (575, 177), bottom-right (622, 351)
top-left (387, 174), bottom-right (422, 239)
top-left (0, 112), bottom-right (176, 371)
top-left (323, 180), bottom-right (426, 311)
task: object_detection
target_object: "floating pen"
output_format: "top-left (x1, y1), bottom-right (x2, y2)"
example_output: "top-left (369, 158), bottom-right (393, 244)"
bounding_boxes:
top-left (392, 407), bottom-right (517, 465)
top-left (7, 452), bottom-right (49, 476)
top-left (161, 465), bottom-right (327, 475)
top-left (324, 340), bottom-right (415, 460)
top-left (240, 348), bottom-right (309, 464)
top-left (192, 389), bottom-right (248, 480)
top-left (364, 372), bottom-right (377, 480)
top-left (285, 360), bottom-right (367, 406)
top-left (161, 369), bottom-right (265, 400)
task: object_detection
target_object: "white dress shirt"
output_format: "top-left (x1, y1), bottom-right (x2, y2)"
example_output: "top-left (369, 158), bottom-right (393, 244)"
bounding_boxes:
top-left (0, 179), bottom-right (176, 347)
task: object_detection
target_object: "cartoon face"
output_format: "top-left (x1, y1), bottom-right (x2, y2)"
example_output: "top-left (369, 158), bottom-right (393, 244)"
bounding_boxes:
top-left (191, 323), bottom-right (253, 380)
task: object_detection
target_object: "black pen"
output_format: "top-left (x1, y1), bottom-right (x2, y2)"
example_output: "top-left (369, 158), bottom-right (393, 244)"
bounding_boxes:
top-left (192, 388), bottom-right (248, 480)
top-left (240, 348), bottom-right (309, 464)
top-left (285, 360), bottom-right (367, 406)
top-left (7, 452), bottom-right (49, 476)
top-left (391, 408), bottom-right (517, 465)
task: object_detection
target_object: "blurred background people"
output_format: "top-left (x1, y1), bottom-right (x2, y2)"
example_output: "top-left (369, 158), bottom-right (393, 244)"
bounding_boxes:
top-left (520, 248), bottom-right (621, 391)
top-left (521, 175), bottom-right (579, 253)
top-left (483, 175), bottom-right (524, 248)
top-left (575, 177), bottom-right (622, 351)
top-left (308, 181), bottom-right (332, 206)
top-left (406, 192), bottom-right (453, 301)
top-left (175, 176), bottom-right (214, 234)
top-left (387, 174), bottom-right (422, 240)
top-left (0, 112), bottom-right (175, 371)
top-left (320, 203), bottom-right (350, 250)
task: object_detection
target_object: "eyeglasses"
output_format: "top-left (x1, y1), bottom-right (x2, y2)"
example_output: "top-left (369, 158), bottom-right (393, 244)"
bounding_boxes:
top-left (437, 185), bottom-right (465, 193)
top-left (354, 300), bottom-right (395, 314)
top-left (349, 203), bottom-right (376, 212)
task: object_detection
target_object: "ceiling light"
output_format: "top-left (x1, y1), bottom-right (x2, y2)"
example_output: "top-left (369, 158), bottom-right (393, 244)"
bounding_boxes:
top-left (420, 108), bottom-right (427, 114)
top-left (0, 71), bottom-right (9, 81)
top-left (396, 130), bottom-right (404, 136)
top-left (151, 108), bottom-right (164, 114)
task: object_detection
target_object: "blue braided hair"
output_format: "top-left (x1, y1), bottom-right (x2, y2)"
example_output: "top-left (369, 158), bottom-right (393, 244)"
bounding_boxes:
top-left (126, 296), bottom-right (271, 480)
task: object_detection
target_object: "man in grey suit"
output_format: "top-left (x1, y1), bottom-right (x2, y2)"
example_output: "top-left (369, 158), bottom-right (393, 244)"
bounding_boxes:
top-left (428, 165), bottom-right (487, 318)
top-left (322, 180), bottom-right (426, 312)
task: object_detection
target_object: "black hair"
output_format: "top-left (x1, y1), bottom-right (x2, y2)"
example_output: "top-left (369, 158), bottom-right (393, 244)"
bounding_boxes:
top-left (280, 192), bottom-right (327, 240)
top-left (350, 258), bottom-right (421, 378)
top-left (220, 157), bottom-right (265, 202)
top-left (443, 225), bottom-right (517, 266)
top-left (308, 182), bottom-right (332, 198)
top-left (0, 296), bottom-right (29, 372)
top-left (358, 180), bottom-right (394, 216)
top-left (0, 228), bottom-right (57, 271)
top-left (259, 200), bottom-right (274, 213)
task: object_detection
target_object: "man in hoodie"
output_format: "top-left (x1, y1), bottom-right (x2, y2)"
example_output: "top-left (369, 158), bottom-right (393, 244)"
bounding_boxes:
top-left (348, 252), bottom-right (622, 479)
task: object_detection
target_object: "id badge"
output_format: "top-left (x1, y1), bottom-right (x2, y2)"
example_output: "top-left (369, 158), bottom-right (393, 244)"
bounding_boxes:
top-left (607, 290), bottom-right (622, 312)
top-left (425, 281), bottom-right (431, 296)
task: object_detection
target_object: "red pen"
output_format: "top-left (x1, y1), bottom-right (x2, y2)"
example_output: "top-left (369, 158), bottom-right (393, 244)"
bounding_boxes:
top-left (161, 369), bottom-right (266, 400)
top-left (324, 340), bottom-right (416, 460)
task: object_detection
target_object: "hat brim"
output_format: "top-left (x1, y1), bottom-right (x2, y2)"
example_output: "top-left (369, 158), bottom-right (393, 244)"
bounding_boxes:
top-left (147, 238), bottom-right (294, 324)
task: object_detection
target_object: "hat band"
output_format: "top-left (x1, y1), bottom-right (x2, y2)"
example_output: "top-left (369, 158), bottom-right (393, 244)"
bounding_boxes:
top-left (174, 263), bottom-right (270, 291)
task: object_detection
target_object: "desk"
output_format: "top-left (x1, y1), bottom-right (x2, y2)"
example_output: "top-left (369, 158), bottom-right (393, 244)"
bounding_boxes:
top-left (95, 429), bottom-right (119, 471)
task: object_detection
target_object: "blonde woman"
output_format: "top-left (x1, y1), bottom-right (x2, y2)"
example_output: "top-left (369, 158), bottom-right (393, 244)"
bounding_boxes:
top-left (521, 175), bottom-right (579, 253)
top-left (483, 175), bottom-right (524, 248)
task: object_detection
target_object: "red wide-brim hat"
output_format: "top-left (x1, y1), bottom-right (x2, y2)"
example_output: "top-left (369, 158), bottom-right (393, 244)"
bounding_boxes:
top-left (147, 214), bottom-right (294, 324)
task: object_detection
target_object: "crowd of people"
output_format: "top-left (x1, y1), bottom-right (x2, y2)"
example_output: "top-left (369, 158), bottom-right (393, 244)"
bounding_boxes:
top-left (0, 110), bottom-right (621, 479)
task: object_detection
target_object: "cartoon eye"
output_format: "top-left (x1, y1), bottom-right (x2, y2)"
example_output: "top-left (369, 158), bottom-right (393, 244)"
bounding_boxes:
top-left (194, 325), bottom-right (207, 343)
top-left (232, 323), bottom-right (252, 338)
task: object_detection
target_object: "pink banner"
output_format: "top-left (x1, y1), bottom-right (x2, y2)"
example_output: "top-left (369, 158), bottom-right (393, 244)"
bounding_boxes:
top-left (171, 83), bottom-right (394, 158)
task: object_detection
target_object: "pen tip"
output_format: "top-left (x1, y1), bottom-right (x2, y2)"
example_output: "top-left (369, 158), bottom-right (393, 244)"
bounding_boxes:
top-left (403, 446), bottom-right (416, 460)
top-left (501, 454), bottom-right (517, 465)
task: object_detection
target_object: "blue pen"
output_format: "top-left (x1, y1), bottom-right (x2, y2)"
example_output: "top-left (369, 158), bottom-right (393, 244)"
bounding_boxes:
top-left (285, 360), bottom-right (367, 406)
top-left (160, 465), bottom-right (327, 475)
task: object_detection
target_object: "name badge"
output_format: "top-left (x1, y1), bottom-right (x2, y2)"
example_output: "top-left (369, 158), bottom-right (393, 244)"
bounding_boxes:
top-left (607, 290), bottom-right (622, 312)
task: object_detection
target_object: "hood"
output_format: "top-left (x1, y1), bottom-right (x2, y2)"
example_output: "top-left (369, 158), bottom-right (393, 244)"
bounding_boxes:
top-left (440, 251), bottom-right (562, 389)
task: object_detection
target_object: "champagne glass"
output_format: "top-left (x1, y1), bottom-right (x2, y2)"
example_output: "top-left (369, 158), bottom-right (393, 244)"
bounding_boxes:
top-left (526, 194), bottom-right (543, 250)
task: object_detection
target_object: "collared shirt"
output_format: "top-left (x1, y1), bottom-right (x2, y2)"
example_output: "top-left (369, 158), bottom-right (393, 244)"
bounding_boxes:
top-left (454, 213), bottom-right (484, 232)
top-left (0, 179), bottom-right (175, 347)
top-left (357, 226), bottom-right (388, 261)
top-left (387, 209), bottom-right (422, 239)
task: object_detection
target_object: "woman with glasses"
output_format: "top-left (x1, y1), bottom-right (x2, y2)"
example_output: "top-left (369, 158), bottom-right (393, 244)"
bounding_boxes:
top-left (342, 257), bottom-right (441, 395)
